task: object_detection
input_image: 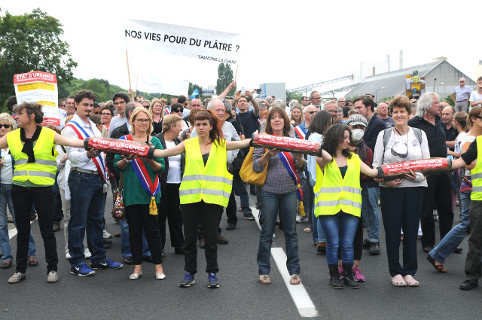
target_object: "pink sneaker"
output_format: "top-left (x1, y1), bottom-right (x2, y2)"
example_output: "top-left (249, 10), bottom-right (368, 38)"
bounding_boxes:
top-left (338, 264), bottom-right (344, 279)
top-left (352, 266), bottom-right (365, 282)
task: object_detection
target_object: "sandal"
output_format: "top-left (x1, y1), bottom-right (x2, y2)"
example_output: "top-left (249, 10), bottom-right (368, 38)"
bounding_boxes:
top-left (427, 255), bottom-right (447, 273)
top-left (290, 274), bottom-right (301, 285)
top-left (259, 275), bottom-right (271, 285)
top-left (303, 227), bottom-right (312, 233)
top-left (403, 275), bottom-right (420, 287)
top-left (391, 274), bottom-right (407, 287)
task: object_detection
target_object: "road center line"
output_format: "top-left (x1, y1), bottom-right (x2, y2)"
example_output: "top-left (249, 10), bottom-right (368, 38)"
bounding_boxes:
top-left (251, 208), bottom-right (319, 318)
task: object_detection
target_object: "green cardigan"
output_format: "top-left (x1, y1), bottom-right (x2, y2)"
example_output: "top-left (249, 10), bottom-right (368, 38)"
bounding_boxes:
top-left (114, 136), bottom-right (165, 206)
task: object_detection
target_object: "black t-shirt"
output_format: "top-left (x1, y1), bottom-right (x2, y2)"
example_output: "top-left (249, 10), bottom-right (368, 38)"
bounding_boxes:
top-left (442, 123), bottom-right (458, 151)
top-left (152, 120), bottom-right (163, 135)
top-left (408, 115), bottom-right (447, 158)
top-left (237, 110), bottom-right (258, 139)
top-left (461, 139), bottom-right (477, 165)
top-left (226, 115), bottom-right (244, 136)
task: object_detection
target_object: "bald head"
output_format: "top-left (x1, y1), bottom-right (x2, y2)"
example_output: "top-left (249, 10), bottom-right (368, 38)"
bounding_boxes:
top-left (191, 99), bottom-right (202, 110)
top-left (441, 106), bottom-right (454, 125)
top-left (208, 99), bottom-right (226, 119)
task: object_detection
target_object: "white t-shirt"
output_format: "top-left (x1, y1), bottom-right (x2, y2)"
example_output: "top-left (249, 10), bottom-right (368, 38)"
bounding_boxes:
top-left (469, 91), bottom-right (482, 111)
top-left (459, 133), bottom-right (476, 176)
top-left (0, 149), bottom-right (13, 184)
top-left (165, 141), bottom-right (182, 184)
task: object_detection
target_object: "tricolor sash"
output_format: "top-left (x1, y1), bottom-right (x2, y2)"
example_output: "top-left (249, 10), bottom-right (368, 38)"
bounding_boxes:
top-left (65, 121), bottom-right (108, 181)
top-left (121, 135), bottom-right (160, 215)
top-left (294, 125), bottom-right (306, 139)
top-left (278, 151), bottom-right (303, 201)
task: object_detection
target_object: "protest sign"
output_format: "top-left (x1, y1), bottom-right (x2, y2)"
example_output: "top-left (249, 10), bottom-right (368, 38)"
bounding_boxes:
top-left (124, 19), bottom-right (242, 65)
top-left (13, 71), bottom-right (60, 126)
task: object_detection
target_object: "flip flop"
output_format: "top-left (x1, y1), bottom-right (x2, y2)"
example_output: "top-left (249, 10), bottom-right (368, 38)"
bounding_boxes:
top-left (391, 274), bottom-right (407, 287)
top-left (290, 274), bottom-right (301, 285)
top-left (259, 275), bottom-right (271, 285)
top-left (403, 275), bottom-right (420, 287)
top-left (426, 255), bottom-right (447, 273)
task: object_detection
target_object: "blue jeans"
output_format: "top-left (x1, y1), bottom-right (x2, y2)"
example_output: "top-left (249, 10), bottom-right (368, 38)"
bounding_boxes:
top-left (233, 172), bottom-right (252, 215)
top-left (257, 189), bottom-right (300, 275)
top-left (0, 184), bottom-right (36, 262)
top-left (430, 191), bottom-right (471, 263)
top-left (120, 219), bottom-right (151, 259)
top-left (68, 171), bottom-right (106, 266)
top-left (319, 211), bottom-right (359, 265)
top-left (361, 186), bottom-right (380, 243)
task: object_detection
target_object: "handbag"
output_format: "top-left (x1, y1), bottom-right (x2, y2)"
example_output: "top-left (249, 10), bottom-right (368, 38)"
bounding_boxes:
top-left (239, 147), bottom-right (268, 186)
top-left (112, 172), bottom-right (126, 220)
top-left (460, 176), bottom-right (472, 194)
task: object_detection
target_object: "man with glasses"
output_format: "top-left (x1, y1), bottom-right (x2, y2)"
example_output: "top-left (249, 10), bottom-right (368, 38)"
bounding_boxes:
top-left (108, 92), bottom-right (130, 137)
top-left (309, 91), bottom-right (322, 109)
top-left (409, 92), bottom-right (454, 253)
top-left (451, 78), bottom-right (473, 113)
top-left (354, 96), bottom-right (386, 255)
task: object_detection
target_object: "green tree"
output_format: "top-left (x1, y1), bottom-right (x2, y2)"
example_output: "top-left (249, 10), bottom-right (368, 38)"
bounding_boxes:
top-left (286, 91), bottom-right (303, 103)
top-left (215, 63), bottom-right (235, 95)
top-left (0, 8), bottom-right (77, 111)
top-left (188, 82), bottom-right (203, 98)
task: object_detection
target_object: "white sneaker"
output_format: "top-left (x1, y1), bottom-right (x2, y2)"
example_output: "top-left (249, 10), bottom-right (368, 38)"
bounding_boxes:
top-left (103, 230), bottom-right (112, 239)
top-left (84, 248), bottom-right (92, 259)
top-left (47, 270), bottom-right (59, 283)
top-left (65, 251), bottom-right (71, 260)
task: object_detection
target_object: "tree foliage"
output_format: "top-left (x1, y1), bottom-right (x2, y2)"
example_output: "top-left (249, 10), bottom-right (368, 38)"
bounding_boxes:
top-left (188, 82), bottom-right (203, 98)
top-left (0, 8), bottom-right (78, 110)
top-left (286, 91), bottom-right (303, 103)
top-left (215, 63), bottom-right (235, 96)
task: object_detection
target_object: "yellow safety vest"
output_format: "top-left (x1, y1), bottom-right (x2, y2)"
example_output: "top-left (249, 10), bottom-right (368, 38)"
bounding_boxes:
top-left (313, 154), bottom-right (362, 217)
top-left (7, 127), bottom-right (57, 186)
top-left (179, 137), bottom-right (233, 207)
top-left (470, 136), bottom-right (482, 201)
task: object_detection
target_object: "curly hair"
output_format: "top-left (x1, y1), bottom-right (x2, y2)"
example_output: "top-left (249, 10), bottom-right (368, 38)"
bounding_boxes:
top-left (323, 124), bottom-right (353, 159)
top-left (265, 106), bottom-right (291, 136)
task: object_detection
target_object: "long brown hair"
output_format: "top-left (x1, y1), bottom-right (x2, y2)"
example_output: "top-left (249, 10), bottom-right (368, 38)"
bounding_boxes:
top-left (192, 109), bottom-right (224, 145)
top-left (265, 106), bottom-right (290, 136)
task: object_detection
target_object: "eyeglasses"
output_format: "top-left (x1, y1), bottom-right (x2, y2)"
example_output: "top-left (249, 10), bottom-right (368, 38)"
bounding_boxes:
top-left (93, 112), bottom-right (100, 115)
top-left (0, 124), bottom-right (11, 128)
top-left (60, 105), bottom-right (66, 108)
top-left (308, 111), bottom-right (317, 114)
top-left (135, 119), bottom-right (150, 124)
top-left (476, 115), bottom-right (482, 120)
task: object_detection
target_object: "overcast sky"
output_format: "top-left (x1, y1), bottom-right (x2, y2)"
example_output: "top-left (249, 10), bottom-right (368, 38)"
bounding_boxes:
top-left (2, 0), bottom-right (481, 96)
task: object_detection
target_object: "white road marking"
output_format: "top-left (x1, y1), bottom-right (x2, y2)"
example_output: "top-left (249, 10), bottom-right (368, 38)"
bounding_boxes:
top-left (251, 208), bottom-right (319, 318)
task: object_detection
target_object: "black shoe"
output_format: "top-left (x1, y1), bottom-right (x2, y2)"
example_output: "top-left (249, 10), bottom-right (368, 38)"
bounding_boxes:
top-left (226, 222), bottom-right (236, 230)
top-left (216, 234), bottom-right (228, 244)
top-left (316, 243), bottom-right (326, 255)
top-left (30, 211), bottom-right (37, 221)
top-left (143, 255), bottom-right (153, 263)
top-left (243, 213), bottom-right (255, 220)
top-left (362, 239), bottom-right (370, 249)
top-left (199, 239), bottom-right (206, 249)
top-left (103, 238), bottom-right (113, 245)
top-left (174, 247), bottom-right (184, 255)
top-left (453, 247), bottom-right (463, 254)
top-left (0, 260), bottom-right (12, 269)
top-left (460, 280), bottom-right (478, 290)
top-left (342, 263), bottom-right (360, 289)
top-left (369, 242), bottom-right (380, 255)
top-left (423, 246), bottom-right (434, 253)
top-left (52, 222), bottom-right (60, 232)
top-left (124, 257), bottom-right (134, 265)
top-left (27, 257), bottom-right (39, 267)
top-left (328, 264), bottom-right (343, 289)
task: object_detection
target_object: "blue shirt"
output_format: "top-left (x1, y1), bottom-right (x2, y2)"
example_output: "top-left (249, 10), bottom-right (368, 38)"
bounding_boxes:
top-left (452, 85), bottom-right (473, 101)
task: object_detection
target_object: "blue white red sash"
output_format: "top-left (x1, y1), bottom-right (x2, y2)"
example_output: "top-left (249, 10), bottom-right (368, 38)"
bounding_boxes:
top-left (294, 125), bottom-right (306, 139)
top-left (121, 135), bottom-right (160, 199)
top-left (278, 151), bottom-right (303, 201)
top-left (65, 121), bottom-right (108, 181)
top-left (164, 108), bottom-right (171, 115)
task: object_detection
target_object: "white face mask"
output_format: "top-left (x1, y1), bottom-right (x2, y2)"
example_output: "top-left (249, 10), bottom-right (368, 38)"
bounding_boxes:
top-left (351, 128), bottom-right (365, 142)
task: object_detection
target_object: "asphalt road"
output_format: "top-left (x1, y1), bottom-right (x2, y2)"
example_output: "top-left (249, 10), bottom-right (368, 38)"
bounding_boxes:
top-left (1, 193), bottom-right (481, 320)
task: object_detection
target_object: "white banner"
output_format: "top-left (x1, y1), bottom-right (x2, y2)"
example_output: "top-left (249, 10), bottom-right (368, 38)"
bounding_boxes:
top-left (13, 71), bottom-right (60, 126)
top-left (124, 19), bottom-right (242, 65)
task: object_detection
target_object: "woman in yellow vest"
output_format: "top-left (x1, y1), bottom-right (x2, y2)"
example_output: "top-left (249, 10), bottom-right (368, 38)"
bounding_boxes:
top-left (151, 109), bottom-right (251, 288)
top-left (0, 102), bottom-right (87, 284)
top-left (315, 124), bottom-right (378, 289)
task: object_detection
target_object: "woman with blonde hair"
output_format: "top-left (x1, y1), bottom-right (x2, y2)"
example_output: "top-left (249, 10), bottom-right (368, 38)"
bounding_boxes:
top-left (149, 98), bottom-right (164, 135)
top-left (114, 107), bottom-right (166, 280)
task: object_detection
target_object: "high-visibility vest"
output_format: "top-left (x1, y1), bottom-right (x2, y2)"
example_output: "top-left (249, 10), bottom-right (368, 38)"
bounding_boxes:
top-left (179, 137), bottom-right (233, 207)
top-left (470, 136), bottom-right (482, 201)
top-left (314, 154), bottom-right (362, 217)
top-left (7, 127), bottom-right (57, 186)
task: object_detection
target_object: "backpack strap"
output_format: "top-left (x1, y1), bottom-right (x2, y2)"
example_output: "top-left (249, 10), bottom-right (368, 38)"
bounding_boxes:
top-left (412, 127), bottom-right (423, 144)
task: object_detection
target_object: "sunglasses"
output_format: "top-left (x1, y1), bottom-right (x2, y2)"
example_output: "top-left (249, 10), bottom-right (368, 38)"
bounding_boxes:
top-left (0, 124), bottom-right (11, 128)
top-left (172, 109), bottom-right (183, 113)
top-left (308, 111), bottom-right (317, 114)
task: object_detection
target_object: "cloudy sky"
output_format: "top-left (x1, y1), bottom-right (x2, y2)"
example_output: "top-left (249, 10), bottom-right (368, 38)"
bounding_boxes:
top-left (2, 0), bottom-right (481, 96)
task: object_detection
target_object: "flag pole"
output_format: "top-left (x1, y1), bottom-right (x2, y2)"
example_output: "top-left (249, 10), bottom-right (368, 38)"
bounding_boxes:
top-left (126, 50), bottom-right (132, 90)
top-left (234, 64), bottom-right (238, 83)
